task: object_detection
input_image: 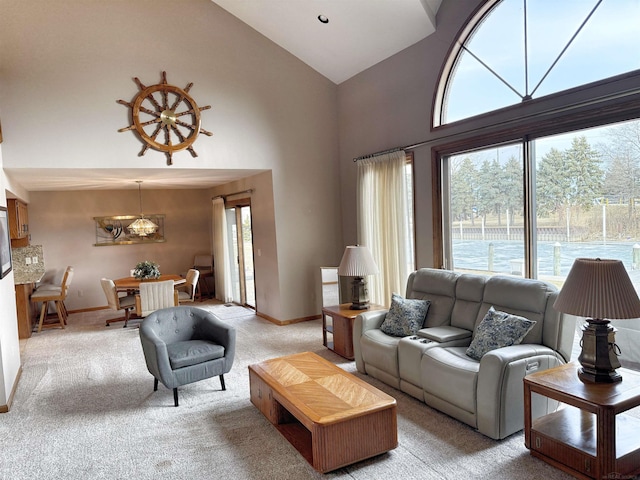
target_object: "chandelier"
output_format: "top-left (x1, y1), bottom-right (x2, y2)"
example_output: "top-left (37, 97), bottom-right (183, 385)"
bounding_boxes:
top-left (128, 181), bottom-right (158, 237)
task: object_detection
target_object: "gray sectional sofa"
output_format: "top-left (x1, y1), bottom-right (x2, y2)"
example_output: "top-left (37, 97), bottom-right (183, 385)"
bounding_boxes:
top-left (353, 268), bottom-right (576, 440)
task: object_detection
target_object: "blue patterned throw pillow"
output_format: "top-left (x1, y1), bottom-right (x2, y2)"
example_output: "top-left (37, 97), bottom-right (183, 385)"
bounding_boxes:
top-left (380, 293), bottom-right (430, 337)
top-left (466, 306), bottom-right (536, 360)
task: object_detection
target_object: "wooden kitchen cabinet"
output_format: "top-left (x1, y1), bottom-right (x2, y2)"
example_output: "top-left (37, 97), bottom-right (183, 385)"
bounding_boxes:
top-left (7, 199), bottom-right (29, 247)
top-left (15, 283), bottom-right (37, 339)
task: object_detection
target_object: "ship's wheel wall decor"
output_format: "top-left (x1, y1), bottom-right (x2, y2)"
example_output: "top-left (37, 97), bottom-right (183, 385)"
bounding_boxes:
top-left (118, 71), bottom-right (212, 165)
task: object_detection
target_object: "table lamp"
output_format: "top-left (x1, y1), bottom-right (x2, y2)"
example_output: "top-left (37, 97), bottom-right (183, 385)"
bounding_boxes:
top-left (554, 258), bottom-right (640, 383)
top-left (337, 245), bottom-right (379, 310)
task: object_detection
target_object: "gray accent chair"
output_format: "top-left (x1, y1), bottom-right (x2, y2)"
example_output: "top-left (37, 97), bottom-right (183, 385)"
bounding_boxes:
top-left (139, 306), bottom-right (236, 406)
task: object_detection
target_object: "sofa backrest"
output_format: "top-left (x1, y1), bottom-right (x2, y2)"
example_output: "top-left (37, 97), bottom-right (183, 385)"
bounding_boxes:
top-left (406, 268), bottom-right (459, 328)
top-left (476, 275), bottom-right (573, 362)
top-left (405, 269), bottom-right (574, 362)
top-left (451, 274), bottom-right (487, 331)
top-left (478, 275), bottom-right (552, 343)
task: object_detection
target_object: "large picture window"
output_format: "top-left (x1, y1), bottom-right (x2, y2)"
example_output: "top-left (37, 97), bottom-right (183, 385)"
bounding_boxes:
top-left (435, 0), bottom-right (640, 369)
top-left (445, 120), bottom-right (640, 282)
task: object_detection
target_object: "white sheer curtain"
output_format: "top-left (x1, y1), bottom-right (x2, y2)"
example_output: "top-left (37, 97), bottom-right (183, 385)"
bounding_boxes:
top-left (357, 150), bottom-right (410, 307)
top-left (212, 198), bottom-right (233, 302)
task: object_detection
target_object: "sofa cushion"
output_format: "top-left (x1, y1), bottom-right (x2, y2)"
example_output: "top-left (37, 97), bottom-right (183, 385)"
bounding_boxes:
top-left (422, 346), bottom-right (480, 414)
top-left (466, 307), bottom-right (536, 360)
top-left (167, 340), bottom-right (225, 369)
top-left (380, 293), bottom-right (430, 337)
top-left (361, 329), bottom-right (402, 379)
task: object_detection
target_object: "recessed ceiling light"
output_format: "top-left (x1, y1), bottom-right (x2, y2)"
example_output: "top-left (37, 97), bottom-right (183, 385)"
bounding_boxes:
top-left (318, 15), bottom-right (329, 24)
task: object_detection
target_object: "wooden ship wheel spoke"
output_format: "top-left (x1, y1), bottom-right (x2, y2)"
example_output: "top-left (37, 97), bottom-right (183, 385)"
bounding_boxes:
top-left (117, 71), bottom-right (212, 165)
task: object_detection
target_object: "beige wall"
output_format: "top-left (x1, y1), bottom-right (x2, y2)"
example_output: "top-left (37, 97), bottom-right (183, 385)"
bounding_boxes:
top-left (337, 0), bottom-right (482, 268)
top-left (0, 0), bottom-right (343, 323)
top-left (28, 188), bottom-right (212, 311)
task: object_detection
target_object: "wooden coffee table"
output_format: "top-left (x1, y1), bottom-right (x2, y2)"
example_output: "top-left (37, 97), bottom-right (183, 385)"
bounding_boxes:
top-left (249, 351), bottom-right (397, 472)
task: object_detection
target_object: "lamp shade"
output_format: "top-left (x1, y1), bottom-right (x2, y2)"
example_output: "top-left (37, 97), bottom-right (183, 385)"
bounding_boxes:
top-left (337, 245), bottom-right (379, 277)
top-left (554, 258), bottom-right (640, 320)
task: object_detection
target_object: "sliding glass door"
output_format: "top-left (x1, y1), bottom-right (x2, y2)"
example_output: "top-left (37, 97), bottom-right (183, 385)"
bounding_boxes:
top-left (226, 203), bottom-right (255, 309)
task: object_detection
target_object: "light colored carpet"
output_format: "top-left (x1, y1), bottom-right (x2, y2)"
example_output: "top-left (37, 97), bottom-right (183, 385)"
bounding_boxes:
top-left (1, 304), bottom-right (578, 480)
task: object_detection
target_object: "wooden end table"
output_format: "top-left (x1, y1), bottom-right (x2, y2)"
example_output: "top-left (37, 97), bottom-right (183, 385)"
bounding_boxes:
top-left (322, 303), bottom-right (385, 360)
top-left (249, 351), bottom-right (397, 472)
top-left (524, 362), bottom-right (640, 480)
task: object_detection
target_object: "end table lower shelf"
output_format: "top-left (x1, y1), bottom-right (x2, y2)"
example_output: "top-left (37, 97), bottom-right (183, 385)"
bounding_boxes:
top-left (524, 362), bottom-right (640, 480)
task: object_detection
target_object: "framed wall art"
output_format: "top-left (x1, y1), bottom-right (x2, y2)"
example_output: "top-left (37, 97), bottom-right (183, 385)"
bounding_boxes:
top-left (93, 214), bottom-right (166, 246)
top-left (0, 207), bottom-right (12, 278)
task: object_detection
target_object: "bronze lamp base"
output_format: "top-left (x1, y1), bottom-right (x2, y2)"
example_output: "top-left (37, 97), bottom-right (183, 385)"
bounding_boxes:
top-left (577, 318), bottom-right (622, 383)
top-left (348, 276), bottom-right (370, 310)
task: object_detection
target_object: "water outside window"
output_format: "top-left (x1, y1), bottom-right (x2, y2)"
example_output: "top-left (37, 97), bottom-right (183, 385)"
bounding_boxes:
top-left (447, 119), bottom-right (640, 290)
top-left (447, 142), bottom-right (525, 277)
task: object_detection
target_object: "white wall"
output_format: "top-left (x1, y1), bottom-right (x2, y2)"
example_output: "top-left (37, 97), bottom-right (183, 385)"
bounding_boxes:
top-left (0, 0), bottom-right (343, 322)
top-left (0, 150), bottom-right (22, 410)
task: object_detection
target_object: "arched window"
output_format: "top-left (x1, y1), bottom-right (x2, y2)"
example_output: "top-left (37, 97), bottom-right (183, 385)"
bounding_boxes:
top-left (431, 0), bottom-right (640, 369)
top-left (435, 0), bottom-right (640, 126)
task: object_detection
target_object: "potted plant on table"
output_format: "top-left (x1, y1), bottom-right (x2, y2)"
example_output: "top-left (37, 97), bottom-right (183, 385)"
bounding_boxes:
top-left (133, 260), bottom-right (161, 280)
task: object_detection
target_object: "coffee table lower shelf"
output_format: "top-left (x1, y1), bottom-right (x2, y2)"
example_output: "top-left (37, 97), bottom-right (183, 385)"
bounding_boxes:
top-left (249, 352), bottom-right (397, 473)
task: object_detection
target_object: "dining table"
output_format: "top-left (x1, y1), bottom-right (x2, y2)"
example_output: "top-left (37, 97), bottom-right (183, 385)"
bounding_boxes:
top-left (114, 274), bottom-right (186, 292)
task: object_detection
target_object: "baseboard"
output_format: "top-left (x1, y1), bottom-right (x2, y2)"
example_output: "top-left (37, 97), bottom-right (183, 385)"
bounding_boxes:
top-left (68, 306), bottom-right (109, 314)
top-left (72, 305), bottom-right (321, 325)
top-left (0, 365), bottom-right (23, 413)
top-left (257, 311), bottom-right (321, 326)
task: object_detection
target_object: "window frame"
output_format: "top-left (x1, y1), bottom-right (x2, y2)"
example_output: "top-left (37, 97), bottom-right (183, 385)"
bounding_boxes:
top-left (431, 83), bottom-right (640, 271)
top-left (430, 0), bottom-right (640, 271)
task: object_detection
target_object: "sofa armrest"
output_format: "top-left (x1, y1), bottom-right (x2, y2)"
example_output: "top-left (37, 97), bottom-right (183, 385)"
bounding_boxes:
top-left (353, 309), bottom-right (389, 373)
top-left (476, 344), bottom-right (565, 439)
top-left (199, 313), bottom-right (237, 371)
top-left (139, 322), bottom-right (173, 387)
top-left (418, 326), bottom-right (471, 343)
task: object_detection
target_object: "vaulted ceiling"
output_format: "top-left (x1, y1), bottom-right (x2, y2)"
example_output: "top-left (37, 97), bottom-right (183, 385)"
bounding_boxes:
top-left (211, 0), bottom-right (441, 84)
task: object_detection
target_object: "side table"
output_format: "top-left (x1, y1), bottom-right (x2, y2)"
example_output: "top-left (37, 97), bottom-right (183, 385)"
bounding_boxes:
top-left (322, 304), bottom-right (385, 360)
top-left (524, 362), bottom-right (640, 480)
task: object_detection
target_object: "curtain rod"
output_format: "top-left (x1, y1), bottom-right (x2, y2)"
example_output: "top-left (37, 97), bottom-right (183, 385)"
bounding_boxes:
top-left (212, 188), bottom-right (254, 200)
top-left (352, 140), bottom-right (430, 162)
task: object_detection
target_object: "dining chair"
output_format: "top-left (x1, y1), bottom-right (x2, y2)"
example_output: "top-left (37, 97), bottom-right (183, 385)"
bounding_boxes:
top-left (30, 267), bottom-right (73, 333)
top-left (101, 278), bottom-right (137, 328)
top-left (135, 280), bottom-right (179, 318)
top-left (177, 269), bottom-right (200, 303)
top-left (193, 254), bottom-right (214, 299)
